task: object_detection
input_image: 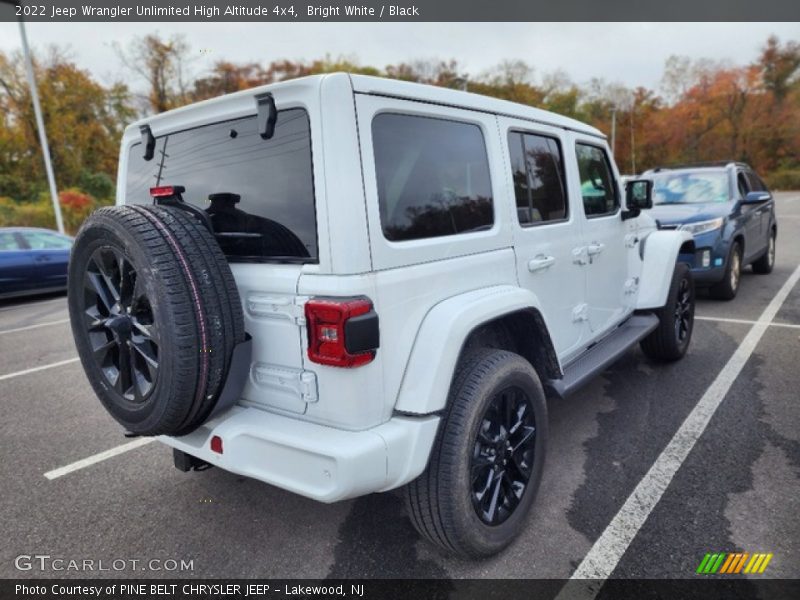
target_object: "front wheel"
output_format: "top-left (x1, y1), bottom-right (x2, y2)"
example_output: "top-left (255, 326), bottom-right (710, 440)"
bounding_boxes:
top-left (404, 349), bottom-right (548, 558)
top-left (640, 262), bottom-right (695, 361)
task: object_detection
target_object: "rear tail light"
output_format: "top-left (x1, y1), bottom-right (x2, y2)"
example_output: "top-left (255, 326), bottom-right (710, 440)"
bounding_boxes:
top-left (210, 435), bottom-right (223, 454)
top-left (305, 297), bottom-right (379, 368)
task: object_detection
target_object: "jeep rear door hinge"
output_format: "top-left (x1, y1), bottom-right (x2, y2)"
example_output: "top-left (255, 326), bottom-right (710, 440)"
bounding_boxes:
top-left (572, 246), bottom-right (590, 266)
top-left (624, 277), bottom-right (640, 295)
top-left (246, 293), bottom-right (309, 326)
top-left (624, 234), bottom-right (640, 248)
top-left (572, 303), bottom-right (589, 323)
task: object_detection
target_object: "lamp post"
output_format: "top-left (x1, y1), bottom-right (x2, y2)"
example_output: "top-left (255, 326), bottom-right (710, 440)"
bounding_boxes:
top-left (1, 0), bottom-right (64, 234)
top-left (610, 107), bottom-right (617, 157)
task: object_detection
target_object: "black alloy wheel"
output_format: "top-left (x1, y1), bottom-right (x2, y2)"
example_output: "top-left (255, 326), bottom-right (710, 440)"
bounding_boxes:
top-left (405, 348), bottom-right (548, 557)
top-left (83, 246), bottom-right (159, 403)
top-left (471, 386), bottom-right (537, 526)
top-left (674, 275), bottom-right (693, 345)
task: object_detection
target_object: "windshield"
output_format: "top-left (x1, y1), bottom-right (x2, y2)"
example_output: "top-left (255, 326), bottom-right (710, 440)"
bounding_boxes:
top-left (650, 171), bottom-right (730, 205)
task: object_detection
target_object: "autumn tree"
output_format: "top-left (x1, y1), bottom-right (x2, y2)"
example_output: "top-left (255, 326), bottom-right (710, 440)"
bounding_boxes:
top-left (756, 36), bottom-right (800, 172)
top-left (0, 46), bottom-right (135, 202)
top-left (760, 35), bottom-right (800, 102)
top-left (115, 33), bottom-right (193, 113)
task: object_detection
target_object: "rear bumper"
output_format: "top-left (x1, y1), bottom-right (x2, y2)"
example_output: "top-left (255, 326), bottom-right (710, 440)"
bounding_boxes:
top-left (158, 406), bottom-right (440, 503)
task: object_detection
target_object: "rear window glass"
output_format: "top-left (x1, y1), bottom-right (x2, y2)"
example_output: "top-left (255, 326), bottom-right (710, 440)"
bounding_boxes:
top-left (372, 113), bottom-right (493, 242)
top-left (126, 108), bottom-right (317, 263)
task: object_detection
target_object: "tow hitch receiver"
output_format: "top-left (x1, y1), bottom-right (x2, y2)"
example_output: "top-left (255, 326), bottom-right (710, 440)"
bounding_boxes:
top-left (173, 449), bottom-right (212, 472)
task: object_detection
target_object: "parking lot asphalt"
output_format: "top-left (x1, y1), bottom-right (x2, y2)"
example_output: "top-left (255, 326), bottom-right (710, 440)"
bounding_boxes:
top-left (1, 192), bottom-right (798, 582)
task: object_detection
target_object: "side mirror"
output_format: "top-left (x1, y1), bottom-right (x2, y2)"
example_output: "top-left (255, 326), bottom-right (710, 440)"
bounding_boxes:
top-left (743, 191), bottom-right (771, 204)
top-left (622, 179), bottom-right (652, 220)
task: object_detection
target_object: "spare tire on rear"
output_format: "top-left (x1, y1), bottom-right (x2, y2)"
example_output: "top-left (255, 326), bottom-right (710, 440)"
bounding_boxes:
top-left (68, 204), bottom-right (245, 436)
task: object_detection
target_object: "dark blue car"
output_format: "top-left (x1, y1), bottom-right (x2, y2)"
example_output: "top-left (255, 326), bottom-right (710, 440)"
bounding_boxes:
top-left (0, 227), bottom-right (73, 300)
top-left (642, 163), bottom-right (777, 300)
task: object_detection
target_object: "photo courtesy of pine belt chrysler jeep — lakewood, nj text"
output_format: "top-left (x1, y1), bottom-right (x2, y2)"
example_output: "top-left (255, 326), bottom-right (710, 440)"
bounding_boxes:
top-left (67, 73), bottom-right (697, 557)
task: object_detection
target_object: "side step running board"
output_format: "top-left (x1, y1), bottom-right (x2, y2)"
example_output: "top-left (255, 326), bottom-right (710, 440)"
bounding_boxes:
top-left (547, 314), bottom-right (659, 399)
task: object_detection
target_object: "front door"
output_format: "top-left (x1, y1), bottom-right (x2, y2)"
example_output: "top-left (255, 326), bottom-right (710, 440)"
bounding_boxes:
top-left (571, 136), bottom-right (633, 338)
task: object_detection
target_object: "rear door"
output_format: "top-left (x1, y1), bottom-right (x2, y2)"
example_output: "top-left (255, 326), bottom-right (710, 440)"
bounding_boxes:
top-left (498, 117), bottom-right (588, 361)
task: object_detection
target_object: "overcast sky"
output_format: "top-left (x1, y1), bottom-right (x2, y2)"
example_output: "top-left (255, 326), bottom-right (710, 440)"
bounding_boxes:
top-left (0, 21), bottom-right (798, 93)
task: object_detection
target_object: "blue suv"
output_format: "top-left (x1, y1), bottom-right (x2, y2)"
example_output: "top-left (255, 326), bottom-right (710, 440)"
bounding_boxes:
top-left (642, 162), bottom-right (777, 300)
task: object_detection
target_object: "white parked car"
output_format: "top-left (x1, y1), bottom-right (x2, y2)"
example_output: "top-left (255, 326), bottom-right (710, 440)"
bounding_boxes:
top-left (68, 74), bottom-right (695, 557)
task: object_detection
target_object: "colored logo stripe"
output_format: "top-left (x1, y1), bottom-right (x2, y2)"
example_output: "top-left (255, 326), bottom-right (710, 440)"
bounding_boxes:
top-left (734, 553), bottom-right (749, 573)
top-left (697, 552), bottom-right (773, 574)
top-left (719, 553), bottom-right (737, 574)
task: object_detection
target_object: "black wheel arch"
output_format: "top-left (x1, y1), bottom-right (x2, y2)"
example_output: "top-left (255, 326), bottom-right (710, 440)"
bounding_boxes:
top-left (458, 308), bottom-right (562, 383)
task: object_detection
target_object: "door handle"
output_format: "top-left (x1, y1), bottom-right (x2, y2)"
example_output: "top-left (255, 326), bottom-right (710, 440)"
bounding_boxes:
top-left (587, 242), bottom-right (605, 256)
top-left (528, 255), bottom-right (556, 273)
top-left (35, 255), bottom-right (51, 262)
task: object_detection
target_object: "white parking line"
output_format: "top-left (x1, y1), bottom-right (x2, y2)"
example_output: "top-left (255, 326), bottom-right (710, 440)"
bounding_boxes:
top-left (44, 438), bottom-right (155, 480)
top-left (696, 315), bottom-right (800, 330)
top-left (0, 318), bottom-right (70, 335)
top-left (0, 357), bottom-right (80, 382)
top-left (558, 263), bottom-right (800, 597)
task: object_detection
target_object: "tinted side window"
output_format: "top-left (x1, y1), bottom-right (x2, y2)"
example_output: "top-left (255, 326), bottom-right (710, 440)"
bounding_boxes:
top-left (745, 171), bottom-right (767, 192)
top-left (737, 172), bottom-right (750, 197)
top-left (372, 114), bottom-right (493, 242)
top-left (126, 108), bottom-right (317, 263)
top-left (508, 131), bottom-right (567, 226)
top-left (576, 144), bottom-right (619, 217)
top-left (0, 232), bottom-right (21, 251)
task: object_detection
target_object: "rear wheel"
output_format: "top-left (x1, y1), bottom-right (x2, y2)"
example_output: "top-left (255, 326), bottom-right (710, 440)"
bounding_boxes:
top-left (709, 241), bottom-right (742, 300)
top-left (640, 262), bottom-right (694, 362)
top-left (752, 229), bottom-right (776, 274)
top-left (68, 205), bottom-right (244, 436)
top-left (405, 349), bottom-right (548, 557)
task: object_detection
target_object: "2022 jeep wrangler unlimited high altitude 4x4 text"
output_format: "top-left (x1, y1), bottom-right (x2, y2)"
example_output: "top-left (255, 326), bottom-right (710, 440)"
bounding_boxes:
top-left (68, 73), bottom-right (696, 557)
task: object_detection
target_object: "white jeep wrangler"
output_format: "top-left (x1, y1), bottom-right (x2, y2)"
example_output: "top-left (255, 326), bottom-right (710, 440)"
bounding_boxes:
top-left (68, 74), bottom-right (695, 557)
